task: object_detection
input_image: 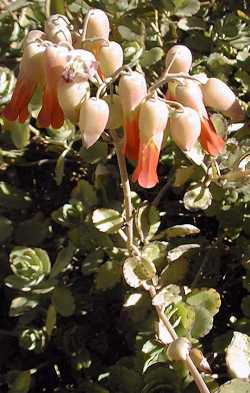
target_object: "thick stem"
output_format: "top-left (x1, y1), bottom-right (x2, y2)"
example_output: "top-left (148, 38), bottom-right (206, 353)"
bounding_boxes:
top-left (110, 130), bottom-right (134, 252)
top-left (147, 285), bottom-right (210, 393)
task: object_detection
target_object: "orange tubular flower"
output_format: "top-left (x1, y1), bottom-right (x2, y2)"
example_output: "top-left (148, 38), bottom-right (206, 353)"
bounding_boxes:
top-left (38, 45), bottom-right (69, 129)
top-left (132, 98), bottom-right (169, 188)
top-left (3, 30), bottom-right (46, 123)
top-left (175, 80), bottom-right (225, 156)
top-left (118, 71), bottom-right (147, 161)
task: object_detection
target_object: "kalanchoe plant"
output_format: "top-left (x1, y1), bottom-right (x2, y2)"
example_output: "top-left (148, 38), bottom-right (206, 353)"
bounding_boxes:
top-left (0, 2), bottom-right (249, 393)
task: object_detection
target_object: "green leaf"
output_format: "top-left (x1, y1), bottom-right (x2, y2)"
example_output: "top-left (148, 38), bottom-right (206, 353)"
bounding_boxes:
top-left (152, 285), bottom-right (181, 308)
top-left (167, 244), bottom-right (200, 262)
top-left (136, 204), bottom-right (160, 242)
top-left (190, 306), bottom-right (213, 338)
top-left (79, 141), bottom-right (108, 164)
top-left (226, 332), bottom-right (250, 379)
top-left (118, 26), bottom-right (141, 41)
top-left (184, 183), bottom-right (212, 211)
top-left (0, 0), bottom-right (30, 20)
top-left (92, 208), bottom-right (123, 234)
top-left (81, 249), bottom-right (105, 276)
top-left (108, 365), bottom-right (143, 393)
top-left (95, 260), bottom-right (122, 290)
top-left (52, 287), bottom-right (75, 317)
top-left (71, 179), bottom-right (97, 208)
top-left (123, 256), bottom-right (156, 288)
top-left (165, 224), bottom-right (200, 238)
top-left (185, 288), bottom-right (221, 338)
top-left (52, 201), bottom-right (86, 228)
top-left (141, 47), bottom-right (164, 68)
top-left (183, 141), bottom-right (205, 165)
top-left (242, 295), bottom-right (250, 318)
top-left (216, 379), bottom-right (250, 393)
top-left (0, 216), bottom-right (13, 243)
top-left (173, 0), bottom-right (200, 17)
top-left (0, 182), bottom-right (31, 211)
top-left (160, 257), bottom-right (189, 285)
top-left (186, 288), bottom-right (221, 317)
top-left (142, 242), bottom-right (168, 271)
top-left (55, 149), bottom-right (68, 186)
top-left (174, 301), bottom-right (196, 337)
top-left (50, 0), bottom-right (65, 14)
top-left (9, 121), bottom-right (30, 149)
top-left (9, 296), bottom-right (39, 317)
top-left (14, 213), bottom-right (50, 246)
top-left (46, 304), bottom-right (57, 338)
top-left (50, 243), bottom-right (75, 278)
top-left (8, 370), bottom-right (31, 393)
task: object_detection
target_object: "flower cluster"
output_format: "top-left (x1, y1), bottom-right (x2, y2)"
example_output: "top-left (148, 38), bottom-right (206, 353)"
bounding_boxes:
top-left (2, 9), bottom-right (245, 189)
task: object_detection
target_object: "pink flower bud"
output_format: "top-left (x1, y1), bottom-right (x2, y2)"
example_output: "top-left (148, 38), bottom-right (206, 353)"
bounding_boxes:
top-left (165, 45), bottom-right (192, 74)
top-left (170, 107), bottom-right (201, 151)
top-left (79, 97), bottom-right (109, 148)
top-left (98, 41), bottom-right (123, 78)
top-left (201, 77), bottom-right (245, 122)
top-left (118, 71), bottom-right (147, 114)
top-left (85, 9), bottom-right (110, 41)
top-left (58, 78), bottom-right (90, 123)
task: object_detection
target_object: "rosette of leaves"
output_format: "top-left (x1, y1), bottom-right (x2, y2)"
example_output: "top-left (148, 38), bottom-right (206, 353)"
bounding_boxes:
top-left (19, 328), bottom-right (46, 353)
top-left (6, 247), bottom-right (51, 291)
top-left (52, 200), bottom-right (86, 228)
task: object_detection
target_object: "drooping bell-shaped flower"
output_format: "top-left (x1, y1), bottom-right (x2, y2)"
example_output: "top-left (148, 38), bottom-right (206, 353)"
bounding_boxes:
top-left (38, 47), bottom-right (97, 129)
top-left (175, 80), bottom-right (225, 156)
top-left (170, 107), bottom-right (201, 151)
top-left (45, 14), bottom-right (72, 45)
top-left (132, 97), bottom-right (169, 188)
top-left (118, 71), bottom-right (147, 161)
top-left (165, 45), bottom-right (192, 74)
top-left (38, 44), bottom-right (69, 129)
top-left (79, 97), bottom-right (109, 148)
top-left (58, 77), bottom-right (90, 123)
top-left (98, 41), bottom-right (123, 79)
top-left (201, 77), bottom-right (245, 122)
top-left (85, 9), bottom-right (110, 41)
top-left (3, 30), bottom-right (47, 123)
top-left (165, 45), bottom-right (192, 101)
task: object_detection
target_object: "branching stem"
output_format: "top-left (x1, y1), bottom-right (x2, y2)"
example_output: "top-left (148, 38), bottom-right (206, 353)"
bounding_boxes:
top-left (147, 285), bottom-right (210, 393)
top-left (110, 130), bottom-right (134, 252)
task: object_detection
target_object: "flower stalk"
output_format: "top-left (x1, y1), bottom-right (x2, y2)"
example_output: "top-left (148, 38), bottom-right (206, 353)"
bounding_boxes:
top-left (111, 128), bottom-right (211, 393)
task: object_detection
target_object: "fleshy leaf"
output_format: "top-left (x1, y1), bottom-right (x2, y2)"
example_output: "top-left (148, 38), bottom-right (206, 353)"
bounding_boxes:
top-left (95, 260), bottom-right (122, 290)
top-left (152, 284), bottom-right (181, 308)
top-left (92, 208), bottom-right (123, 234)
top-left (226, 332), bottom-right (250, 379)
top-left (184, 183), bottom-right (212, 211)
top-left (165, 224), bottom-right (200, 238)
top-left (52, 287), bottom-right (75, 317)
